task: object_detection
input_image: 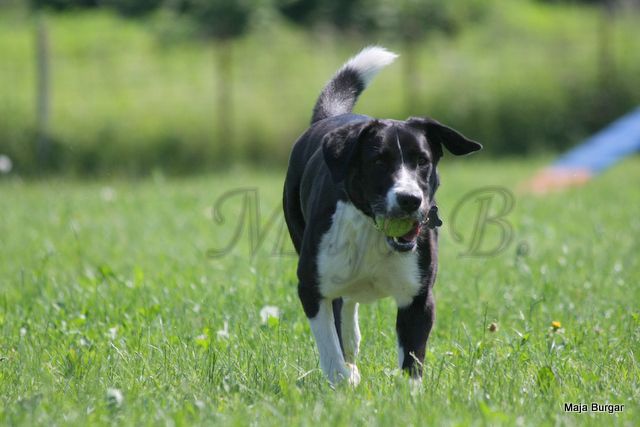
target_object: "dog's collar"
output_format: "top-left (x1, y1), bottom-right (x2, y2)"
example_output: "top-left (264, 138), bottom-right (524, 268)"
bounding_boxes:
top-left (422, 205), bottom-right (443, 229)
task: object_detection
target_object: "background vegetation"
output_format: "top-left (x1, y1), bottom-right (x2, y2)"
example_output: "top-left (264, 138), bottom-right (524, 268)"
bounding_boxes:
top-left (1, 0), bottom-right (639, 175)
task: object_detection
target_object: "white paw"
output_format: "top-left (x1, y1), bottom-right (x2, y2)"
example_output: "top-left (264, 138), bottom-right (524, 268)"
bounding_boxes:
top-left (345, 363), bottom-right (361, 386)
top-left (408, 376), bottom-right (423, 395)
top-left (327, 363), bottom-right (361, 387)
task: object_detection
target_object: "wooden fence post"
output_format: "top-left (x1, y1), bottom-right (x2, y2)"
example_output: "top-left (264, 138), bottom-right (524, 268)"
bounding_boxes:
top-left (35, 13), bottom-right (51, 169)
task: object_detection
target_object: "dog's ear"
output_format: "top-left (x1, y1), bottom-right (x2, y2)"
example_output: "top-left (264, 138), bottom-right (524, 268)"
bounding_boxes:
top-left (407, 117), bottom-right (482, 157)
top-left (322, 120), bottom-right (380, 184)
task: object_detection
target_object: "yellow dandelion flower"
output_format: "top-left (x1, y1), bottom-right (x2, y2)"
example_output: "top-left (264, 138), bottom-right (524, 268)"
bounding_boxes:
top-left (551, 321), bottom-right (561, 329)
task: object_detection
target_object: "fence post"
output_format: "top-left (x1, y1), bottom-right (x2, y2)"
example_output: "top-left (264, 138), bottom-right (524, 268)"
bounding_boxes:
top-left (35, 13), bottom-right (50, 169)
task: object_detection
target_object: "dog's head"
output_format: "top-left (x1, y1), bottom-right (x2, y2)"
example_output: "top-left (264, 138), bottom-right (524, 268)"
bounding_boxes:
top-left (323, 117), bottom-right (481, 252)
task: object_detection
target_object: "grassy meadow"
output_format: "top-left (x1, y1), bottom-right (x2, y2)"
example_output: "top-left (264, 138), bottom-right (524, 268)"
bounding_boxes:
top-left (1, 158), bottom-right (639, 425)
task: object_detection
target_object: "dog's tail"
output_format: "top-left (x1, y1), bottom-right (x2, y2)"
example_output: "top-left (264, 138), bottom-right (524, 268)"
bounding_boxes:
top-left (311, 46), bottom-right (398, 124)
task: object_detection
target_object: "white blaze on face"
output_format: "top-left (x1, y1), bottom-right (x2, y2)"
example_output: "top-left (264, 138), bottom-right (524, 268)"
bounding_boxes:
top-left (386, 166), bottom-right (422, 213)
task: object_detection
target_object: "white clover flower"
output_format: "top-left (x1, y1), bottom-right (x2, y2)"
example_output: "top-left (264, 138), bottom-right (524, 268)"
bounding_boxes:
top-left (216, 320), bottom-right (229, 339)
top-left (106, 388), bottom-right (123, 408)
top-left (260, 305), bottom-right (280, 324)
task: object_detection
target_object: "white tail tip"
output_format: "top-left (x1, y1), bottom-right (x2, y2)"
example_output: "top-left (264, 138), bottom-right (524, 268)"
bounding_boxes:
top-left (342, 46), bottom-right (398, 86)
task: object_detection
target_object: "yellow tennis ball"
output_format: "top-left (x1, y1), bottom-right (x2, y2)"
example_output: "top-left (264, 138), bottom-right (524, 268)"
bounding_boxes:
top-left (375, 216), bottom-right (415, 237)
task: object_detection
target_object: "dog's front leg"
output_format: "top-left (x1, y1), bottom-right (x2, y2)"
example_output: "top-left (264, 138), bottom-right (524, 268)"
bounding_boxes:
top-left (396, 290), bottom-right (435, 379)
top-left (305, 296), bottom-right (360, 386)
top-left (299, 277), bottom-right (359, 385)
top-left (296, 223), bottom-right (360, 386)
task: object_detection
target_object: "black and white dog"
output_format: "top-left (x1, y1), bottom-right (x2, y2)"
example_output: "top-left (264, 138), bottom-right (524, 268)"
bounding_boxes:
top-left (283, 46), bottom-right (481, 385)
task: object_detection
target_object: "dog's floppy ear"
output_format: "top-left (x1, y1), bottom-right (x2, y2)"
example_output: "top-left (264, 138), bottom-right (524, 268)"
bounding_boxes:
top-left (407, 117), bottom-right (482, 157)
top-left (322, 120), bottom-right (380, 184)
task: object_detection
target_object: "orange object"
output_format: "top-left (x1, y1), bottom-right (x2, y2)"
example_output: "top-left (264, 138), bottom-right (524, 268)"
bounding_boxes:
top-left (521, 167), bottom-right (592, 194)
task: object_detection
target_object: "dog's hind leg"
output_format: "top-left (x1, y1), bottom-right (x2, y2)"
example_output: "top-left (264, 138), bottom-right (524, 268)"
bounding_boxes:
top-left (283, 182), bottom-right (305, 255)
top-left (332, 298), bottom-right (345, 355)
top-left (340, 300), bottom-right (361, 365)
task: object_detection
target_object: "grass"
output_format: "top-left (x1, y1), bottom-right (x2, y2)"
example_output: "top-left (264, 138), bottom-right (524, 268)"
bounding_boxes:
top-left (1, 158), bottom-right (639, 425)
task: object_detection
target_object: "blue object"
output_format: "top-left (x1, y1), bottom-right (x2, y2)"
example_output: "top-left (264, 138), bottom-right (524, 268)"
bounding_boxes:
top-left (553, 106), bottom-right (640, 173)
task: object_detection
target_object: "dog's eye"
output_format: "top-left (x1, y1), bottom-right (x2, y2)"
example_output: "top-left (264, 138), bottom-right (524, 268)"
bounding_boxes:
top-left (417, 156), bottom-right (429, 166)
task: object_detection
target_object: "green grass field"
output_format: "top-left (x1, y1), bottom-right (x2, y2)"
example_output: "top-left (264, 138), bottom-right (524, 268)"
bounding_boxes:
top-left (1, 158), bottom-right (638, 425)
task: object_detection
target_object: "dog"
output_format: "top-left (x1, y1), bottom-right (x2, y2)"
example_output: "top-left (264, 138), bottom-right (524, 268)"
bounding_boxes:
top-left (283, 46), bottom-right (481, 385)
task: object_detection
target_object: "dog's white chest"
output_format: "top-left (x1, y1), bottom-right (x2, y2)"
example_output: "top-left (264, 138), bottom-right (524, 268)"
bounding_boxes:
top-left (317, 202), bottom-right (421, 306)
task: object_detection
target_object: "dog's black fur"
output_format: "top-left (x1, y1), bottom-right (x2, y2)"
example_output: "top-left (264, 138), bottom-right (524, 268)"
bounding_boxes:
top-left (283, 47), bottom-right (481, 383)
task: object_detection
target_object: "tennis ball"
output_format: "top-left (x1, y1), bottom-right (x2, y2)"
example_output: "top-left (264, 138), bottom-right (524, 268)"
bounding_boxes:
top-left (375, 216), bottom-right (415, 237)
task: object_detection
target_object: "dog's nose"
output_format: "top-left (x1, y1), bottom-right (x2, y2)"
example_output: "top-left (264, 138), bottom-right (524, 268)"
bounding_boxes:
top-left (396, 192), bottom-right (422, 213)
